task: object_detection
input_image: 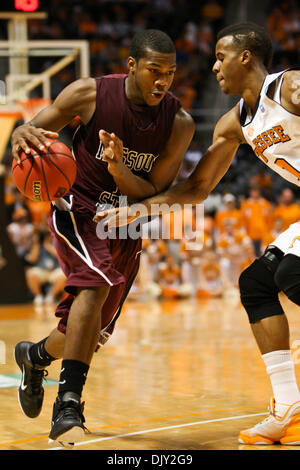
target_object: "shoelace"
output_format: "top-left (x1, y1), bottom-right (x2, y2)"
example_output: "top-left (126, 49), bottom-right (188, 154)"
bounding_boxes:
top-left (30, 369), bottom-right (48, 394)
top-left (55, 401), bottom-right (90, 434)
top-left (58, 401), bottom-right (86, 425)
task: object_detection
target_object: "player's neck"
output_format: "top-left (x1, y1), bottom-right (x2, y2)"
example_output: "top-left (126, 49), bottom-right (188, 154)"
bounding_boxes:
top-left (241, 67), bottom-right (268, 112)
top-left (124, 75), bottom-right (145, 105)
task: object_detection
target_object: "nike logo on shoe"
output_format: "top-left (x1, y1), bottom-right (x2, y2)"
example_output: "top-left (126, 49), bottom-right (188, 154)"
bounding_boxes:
top-left (20, 365), bottom-right (27, 391)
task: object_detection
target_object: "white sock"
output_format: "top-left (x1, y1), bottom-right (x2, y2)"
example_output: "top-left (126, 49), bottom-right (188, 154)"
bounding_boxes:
top-left (262, 350), bottom-right (300, 407)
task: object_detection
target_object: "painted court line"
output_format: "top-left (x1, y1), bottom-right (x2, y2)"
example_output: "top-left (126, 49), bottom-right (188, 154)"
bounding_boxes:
top-left (48, 412), bottom-right (267, 450)
top-left (0, 405), bottom-right (262, 448)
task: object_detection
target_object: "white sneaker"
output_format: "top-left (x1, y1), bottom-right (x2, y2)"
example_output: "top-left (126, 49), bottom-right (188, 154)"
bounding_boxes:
top-left (33, 295), bottom-right (44, 305)
top-left (239, 397), bottom-right (300, 445)
top-left (44, 295), bottom-right (54, 305)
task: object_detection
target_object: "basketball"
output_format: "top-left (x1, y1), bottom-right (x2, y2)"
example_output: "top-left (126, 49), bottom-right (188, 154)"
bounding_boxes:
top-left (12, 140), bottom-right (77, 202)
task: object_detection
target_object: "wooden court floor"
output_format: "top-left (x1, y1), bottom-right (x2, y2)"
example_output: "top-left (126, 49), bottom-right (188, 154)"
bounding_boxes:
top-left (0, 292), bottom-right (300, 451)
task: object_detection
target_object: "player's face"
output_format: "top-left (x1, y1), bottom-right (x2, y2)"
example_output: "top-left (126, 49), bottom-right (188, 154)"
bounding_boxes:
top-left (128, 49), bottom-right (177, 106)
top-left (213, 36), bottom-right (244, 95)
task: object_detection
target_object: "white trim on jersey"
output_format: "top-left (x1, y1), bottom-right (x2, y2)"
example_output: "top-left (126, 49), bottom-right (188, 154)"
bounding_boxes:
top-left (52, 210), bottom-right (114, 287)
top-left (95, 141), bottom-right (104, 160)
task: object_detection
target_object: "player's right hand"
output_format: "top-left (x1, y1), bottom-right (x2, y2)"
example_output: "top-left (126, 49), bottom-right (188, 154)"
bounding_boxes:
top-left (11, 124), bottom-right (59, 163)
top-left (93, 205), bottom-right (140, 227)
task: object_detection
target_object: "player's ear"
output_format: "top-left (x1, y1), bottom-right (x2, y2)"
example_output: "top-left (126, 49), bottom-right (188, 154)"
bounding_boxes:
top-left (240, 49), bottom-right (251, 65)
top-left (127, 56), bottom-right (136, 74)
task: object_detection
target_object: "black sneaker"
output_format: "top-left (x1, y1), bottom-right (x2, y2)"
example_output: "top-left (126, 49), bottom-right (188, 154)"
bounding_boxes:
top-left (48, 392), bottom-right (86, 447)
top-left (14, 341), bottom-right (48, 418)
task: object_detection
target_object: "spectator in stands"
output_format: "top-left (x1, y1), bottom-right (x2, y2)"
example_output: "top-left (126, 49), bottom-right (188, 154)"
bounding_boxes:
top-left (25, 229), bottom-right (66, 305)
top-left (240, 185), bottom-right (273, 257)
top-left (267, 0), bottom-right (300, 68)
top-left (216, 219), bottom-right (252, 286)
top-left (214, 193), bottom-right (243, 240)
top-left (25, 199), bottom-right (51, 230)
top-left (161, 212), bottom-right (182, 263)
top-left (158, 255), bottom-right (192, 299)
top-left (127, 242), bottom-right (162, 301)
top-left (7, 208), bottom-right (34, 263)
top-left (143, 238), bottom-right (168, 284)
top-left (201, 0), bottom-right (224, 27)
top-left (180, 232), bottom-right (205, 295)
top-left (272, 187), bottom-right (300, 231)
top-left (262, 216), bottom-right (284, 253)
top-left (196, 250), bottom-right (229, 298)
top-left (5, 187), bottom-right (31, 225)
top-left (239, 242), bottom-right (256, 272)
top-left (249, 168), bottom-right (273, 200)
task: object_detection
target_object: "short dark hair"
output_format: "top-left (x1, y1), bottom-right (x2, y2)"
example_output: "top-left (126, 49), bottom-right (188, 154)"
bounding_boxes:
top-left (217, 22), bottom-right (273, 70)
top-left (129, 29), bottom-right (176, 62)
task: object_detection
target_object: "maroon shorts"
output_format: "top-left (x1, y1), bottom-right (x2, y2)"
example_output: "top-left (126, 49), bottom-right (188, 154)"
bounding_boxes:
top-left (49, 206), bottom-right (142, 336)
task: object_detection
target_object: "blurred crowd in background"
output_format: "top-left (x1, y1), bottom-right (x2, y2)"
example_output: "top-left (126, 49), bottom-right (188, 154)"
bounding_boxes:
top-left (2, 0), bottom-right (300, 305)
top-left (4, 169), bottom-right (300, 305)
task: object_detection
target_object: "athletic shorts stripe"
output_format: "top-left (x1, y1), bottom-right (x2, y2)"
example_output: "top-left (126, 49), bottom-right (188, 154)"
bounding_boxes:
top-left (101, 261), bottom-right (140, 335)
top-left (52, 209), bottom-right (114, 286)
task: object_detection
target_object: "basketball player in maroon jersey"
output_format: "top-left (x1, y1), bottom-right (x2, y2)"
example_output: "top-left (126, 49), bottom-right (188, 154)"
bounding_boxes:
top-left (96, 23), bottom-right (300, 445)
top-left (11, 29), bottom-right (195, 446)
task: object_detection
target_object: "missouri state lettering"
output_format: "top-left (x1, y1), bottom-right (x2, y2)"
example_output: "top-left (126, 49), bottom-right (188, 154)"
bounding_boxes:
top-left (252, 125), bottom-right (291, 162)
top-left (122, 147), bottom-right (158, 173)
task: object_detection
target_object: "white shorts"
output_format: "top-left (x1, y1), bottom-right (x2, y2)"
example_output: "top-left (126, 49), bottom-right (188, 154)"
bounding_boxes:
top-left (269, 221), bottom-right (300, 257)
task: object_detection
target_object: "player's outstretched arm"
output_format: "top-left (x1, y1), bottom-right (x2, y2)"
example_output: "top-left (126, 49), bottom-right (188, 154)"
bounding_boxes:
top-left (141, 105), bottom-right (243, 209)
top-left (94, 106), bottom-right (243, 226)
top-left (11, 78), bottom-right (96, 162)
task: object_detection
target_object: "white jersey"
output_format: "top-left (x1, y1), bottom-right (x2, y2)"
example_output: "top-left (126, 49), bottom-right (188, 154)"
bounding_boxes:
top-left (240, 69), bottom-right (300, 187)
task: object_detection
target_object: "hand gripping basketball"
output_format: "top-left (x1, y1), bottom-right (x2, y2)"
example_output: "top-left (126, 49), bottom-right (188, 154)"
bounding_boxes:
top-left (12, 139), bottom-right (77, 202)
top-left (11, 124), bottom-right (59, 163)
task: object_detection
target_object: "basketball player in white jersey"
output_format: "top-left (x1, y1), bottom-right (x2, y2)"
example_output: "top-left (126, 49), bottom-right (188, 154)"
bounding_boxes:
top-left (95, 22), bottom-right (300, 445)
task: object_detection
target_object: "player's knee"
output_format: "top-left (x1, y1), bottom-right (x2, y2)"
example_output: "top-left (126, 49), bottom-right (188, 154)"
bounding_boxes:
top-left (239, 250), bottom-right (284, 323)
top-left (78, 286), bottom-right (110, 313)
top-left (275, 254), bottom-right (300, 306)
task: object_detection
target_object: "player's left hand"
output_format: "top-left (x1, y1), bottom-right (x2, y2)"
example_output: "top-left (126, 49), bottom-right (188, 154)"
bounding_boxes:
top-left (99, 130), bottom-right (127, 178)
top-left (93, 205), bottom-right (139, 227)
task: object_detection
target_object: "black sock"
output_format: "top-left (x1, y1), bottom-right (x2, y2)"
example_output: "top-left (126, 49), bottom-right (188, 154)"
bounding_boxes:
top-left (29, 337), bottom-right (56, 367)
top-left (58, 359), bottom-right (89, 398)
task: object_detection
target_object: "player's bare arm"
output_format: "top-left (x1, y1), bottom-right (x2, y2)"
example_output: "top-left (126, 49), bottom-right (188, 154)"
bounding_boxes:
top-left (280, 70), bottom-right (300, 116)
top-left (11, 78), bottom-right (97, 162)
top-left (149, 105), bottom-right (243, 207)
top-left (94, 105), bottom-right (243, 225)
top-left (98, 107), bottom-right (195, 202)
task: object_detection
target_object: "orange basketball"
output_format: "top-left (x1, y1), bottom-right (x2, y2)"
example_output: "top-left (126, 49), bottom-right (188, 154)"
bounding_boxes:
top-left (12, 140), bottom-right (77, 202)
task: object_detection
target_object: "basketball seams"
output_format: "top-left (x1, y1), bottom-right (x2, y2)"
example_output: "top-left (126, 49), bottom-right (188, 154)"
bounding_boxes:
top-left (48, 139), bottom-right (75, 160)
top-left (12, 155), bottom-right (35, 171)
top-left (49, 151), bottom-right (75, 160)
top-left (39, 152), bottom-right (51, 201)
top-left (47, 150), bottom-right (73, 188)
top-left (12, 141), bottom-right (76, 202)
top-left (12, 152), bottom-right (74, 165)
top-left (22, 155), bottom-right (34, 195)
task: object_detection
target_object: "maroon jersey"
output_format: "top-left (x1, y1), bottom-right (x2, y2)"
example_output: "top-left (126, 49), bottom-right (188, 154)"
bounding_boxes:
top-left (69, 74), bottom-right (181, 214)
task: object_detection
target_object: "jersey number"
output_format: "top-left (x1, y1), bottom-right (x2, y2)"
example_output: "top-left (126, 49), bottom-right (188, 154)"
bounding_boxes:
top-left (275, 158), bottom-right (300, 181)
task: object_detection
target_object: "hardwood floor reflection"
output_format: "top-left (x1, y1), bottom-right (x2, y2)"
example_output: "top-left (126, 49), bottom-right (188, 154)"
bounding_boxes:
top-left (0, 293), bottom-right (300, 450)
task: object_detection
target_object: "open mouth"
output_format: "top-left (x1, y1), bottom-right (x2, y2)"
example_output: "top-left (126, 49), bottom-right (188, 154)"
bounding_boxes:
top-left (150, 91), bottom-right (164, 99)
